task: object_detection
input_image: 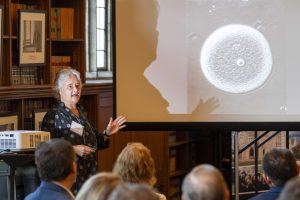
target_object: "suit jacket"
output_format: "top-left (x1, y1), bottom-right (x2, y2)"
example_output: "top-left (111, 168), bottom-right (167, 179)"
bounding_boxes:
top-left (248, 186), bottom-right (282, 200)
top-left (25, 181), bottom-right (74, 200)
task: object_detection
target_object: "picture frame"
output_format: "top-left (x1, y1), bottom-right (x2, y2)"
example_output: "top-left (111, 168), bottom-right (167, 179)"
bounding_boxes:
top-left (18, 10), bottom-right (46, 66)
top-left (0, 112), bottom-right (20, 131)
top-left (234, 131), bottom-right (288, 198)
top-left (32, 109), bottom-right (47, 130)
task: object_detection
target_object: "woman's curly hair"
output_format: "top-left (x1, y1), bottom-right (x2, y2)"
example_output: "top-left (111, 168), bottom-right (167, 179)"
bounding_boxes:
top-left (113, 142), bottom-right (157, 186)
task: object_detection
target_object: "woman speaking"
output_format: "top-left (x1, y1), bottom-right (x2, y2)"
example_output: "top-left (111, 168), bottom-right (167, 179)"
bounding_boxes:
top-left (41, 68), bottom-right (126, 194)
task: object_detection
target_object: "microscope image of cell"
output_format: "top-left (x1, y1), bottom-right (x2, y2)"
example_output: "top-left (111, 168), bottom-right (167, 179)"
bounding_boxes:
top-left (200, 24), bottom-right (273, 93)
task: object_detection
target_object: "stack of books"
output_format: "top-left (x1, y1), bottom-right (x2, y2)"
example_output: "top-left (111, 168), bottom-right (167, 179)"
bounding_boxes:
top-left (50, 56), bottom-right (72, 84)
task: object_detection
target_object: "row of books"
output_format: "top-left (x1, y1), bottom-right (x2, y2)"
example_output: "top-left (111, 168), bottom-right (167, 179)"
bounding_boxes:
top-left (0, 101), bottom-right (12, 113)
top-left (12, 67), bottom-right (38, 85)
top-left (24, 99), bottom-right (53, 118)
top-left (0, 99), bottom-right (51, 116)
top-left (51, 8), bottom-right (74, 39)
top-left (10, 56), bottom-right (71, 86)
top-left (51, 56), bottom-right (72, 84)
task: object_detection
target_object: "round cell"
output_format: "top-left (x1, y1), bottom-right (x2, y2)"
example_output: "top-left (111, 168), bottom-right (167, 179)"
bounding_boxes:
top-left (200, 24), bottom-right (272, 93)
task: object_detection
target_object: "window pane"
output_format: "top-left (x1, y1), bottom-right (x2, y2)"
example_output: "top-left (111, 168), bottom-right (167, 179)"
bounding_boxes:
top-left (97, 29), bottom-right (105, 50)
top-left (97, 0), bottom-right (105, 7)
top-left (97, 51), bottom-right (105, 68)
top-left (96, 8), bottom-right (105, 29)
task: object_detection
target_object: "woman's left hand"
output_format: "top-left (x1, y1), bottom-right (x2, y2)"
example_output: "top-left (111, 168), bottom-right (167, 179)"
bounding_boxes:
top-left (105, 116), bottom-right (126, 136)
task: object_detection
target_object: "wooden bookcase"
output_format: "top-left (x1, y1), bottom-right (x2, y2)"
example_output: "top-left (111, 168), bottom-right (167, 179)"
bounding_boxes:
top-left (0, 0), bottom-right (114, 136)
top-left (0, 0), bottom-right (90, 130)
top-left (0, 0), bottom-right (85, 86)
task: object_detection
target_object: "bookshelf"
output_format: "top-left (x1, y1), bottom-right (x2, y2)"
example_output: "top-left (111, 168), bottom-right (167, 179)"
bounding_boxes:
top-left (165, 131), bottom-right (231, 200)
top-left (167, 132), bottom-right (197, 200)
top-left (0, 0), bottom-right (85, 86)
top-left (0, 0), bottom-right (90, 130)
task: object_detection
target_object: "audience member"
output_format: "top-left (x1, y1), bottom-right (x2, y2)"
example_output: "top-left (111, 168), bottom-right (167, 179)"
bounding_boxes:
top-left (113, 142), bottom-right (166, 200)
top-left (249, 148), bottom-right (299, 200)
top-left (181, 164), bottom-right (229, 200)
top-left (107, 183), bottom-right (160, 200)
top-left (25, 139), bottom-right (77, 200)
top-left (75, 172), bottom-right (122, 200)
top-left (278, 177), bottom-right (300, 200)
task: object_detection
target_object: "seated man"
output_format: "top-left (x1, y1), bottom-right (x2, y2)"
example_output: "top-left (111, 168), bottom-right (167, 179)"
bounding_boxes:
top-left (249, 148), bottom-right (299, 200)
top-left (181, 164), bottom-right (229, 200)
top-left (25, 138), bottom-right (77, 200)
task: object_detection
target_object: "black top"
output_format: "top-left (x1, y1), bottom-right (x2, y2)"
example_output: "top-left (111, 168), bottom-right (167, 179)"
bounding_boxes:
top-left (41, 101), bottom-right (109, 194)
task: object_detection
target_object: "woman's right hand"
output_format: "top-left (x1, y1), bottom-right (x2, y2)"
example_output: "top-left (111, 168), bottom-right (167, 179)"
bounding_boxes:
top-left (73, 145), bottom-right (96, 157)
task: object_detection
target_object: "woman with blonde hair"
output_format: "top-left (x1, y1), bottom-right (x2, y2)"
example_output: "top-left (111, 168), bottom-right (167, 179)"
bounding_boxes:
top-left (75, 172), bottom-right (122, 200)
top-left (113, 142), bottom-right (166, 200)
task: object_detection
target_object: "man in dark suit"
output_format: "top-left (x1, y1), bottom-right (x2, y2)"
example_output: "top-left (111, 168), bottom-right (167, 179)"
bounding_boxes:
top-left (25, 138), bottom-right (77, 200)
top-left (249, 148), bottom-right (299, 200)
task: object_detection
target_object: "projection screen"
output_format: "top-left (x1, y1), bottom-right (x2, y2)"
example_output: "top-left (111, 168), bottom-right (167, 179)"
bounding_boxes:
top-left (114, 0), bottom-right (300, 130)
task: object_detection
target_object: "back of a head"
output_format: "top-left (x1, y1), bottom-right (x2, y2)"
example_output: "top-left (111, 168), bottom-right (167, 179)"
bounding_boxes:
top-left (263, 148), bottom-right (298, 187)
top-left (279, 177), bottom-right (300, 200)
top-left (35, 138), bottom-right (75, 181)
top-left (75, 172), bottom-right (122, 200)
top-left (107, 183), bottom-right (160, 200)
top-left (113, 142), bottom-right (156, 186)
top-left (182, 164), bottom-right (228, 200)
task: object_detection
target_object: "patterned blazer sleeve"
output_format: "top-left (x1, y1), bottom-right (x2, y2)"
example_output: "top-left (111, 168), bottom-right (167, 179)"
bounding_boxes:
top-left (41, 109), bottom-right (60, 138)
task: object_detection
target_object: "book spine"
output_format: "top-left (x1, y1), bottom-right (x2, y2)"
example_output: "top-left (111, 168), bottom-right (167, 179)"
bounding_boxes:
top-left (51, 56), bottom-right (62, 84)
top-left (56, 8), bottom-right (61, 39)
top-left (60, 8), bottom-right (74, 39)
top-left (50, 8), bottom-right (57, 39)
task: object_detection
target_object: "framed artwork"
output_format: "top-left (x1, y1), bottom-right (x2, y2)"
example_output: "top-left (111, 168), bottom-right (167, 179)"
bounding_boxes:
top-left (0, 112), bottom-right (20, 131)
top-left (233, 131), bottom-right (288, 198)
top-left (18, 10), bottom-right (46, 66)
top-left (32, 109), bottom-right (47, 130)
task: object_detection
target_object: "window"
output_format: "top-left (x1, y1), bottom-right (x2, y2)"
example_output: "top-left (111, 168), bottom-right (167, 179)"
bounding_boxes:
top-left (96, 0), bottom-right (107, 70)
top-left (249, 147), bottom-right (254, 159)
top-left (86, 0), bottom-right (112, 80)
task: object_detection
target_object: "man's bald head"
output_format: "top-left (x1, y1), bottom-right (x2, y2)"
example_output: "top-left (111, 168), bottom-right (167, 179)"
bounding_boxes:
top-left (182, 164), bottom-right (229, 200)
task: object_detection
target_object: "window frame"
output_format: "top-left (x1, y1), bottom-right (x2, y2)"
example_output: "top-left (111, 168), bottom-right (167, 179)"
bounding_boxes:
top-left (86, 0), bottom-right (113, 81)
